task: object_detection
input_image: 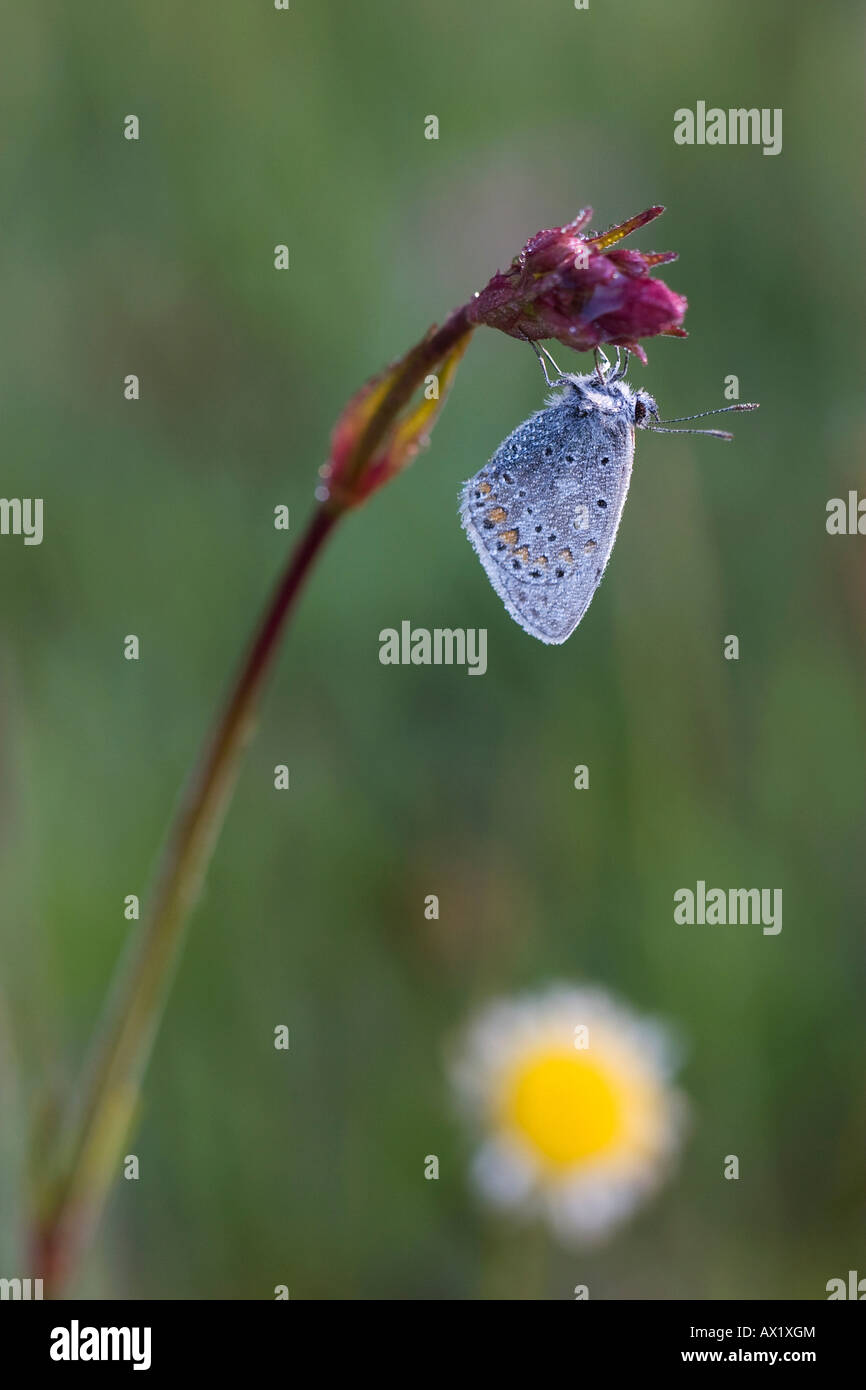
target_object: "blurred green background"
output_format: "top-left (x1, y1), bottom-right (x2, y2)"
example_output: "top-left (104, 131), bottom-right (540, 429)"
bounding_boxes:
top-left (1, 0), bottom-right (864, 1299)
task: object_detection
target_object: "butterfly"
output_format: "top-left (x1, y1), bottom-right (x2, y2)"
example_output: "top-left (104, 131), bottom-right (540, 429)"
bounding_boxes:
top-left (460, 344), bottom-right (757, 644)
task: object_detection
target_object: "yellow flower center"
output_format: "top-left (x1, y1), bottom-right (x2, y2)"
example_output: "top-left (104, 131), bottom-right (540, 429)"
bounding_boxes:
top-left (504, 1051), bottom-right (622, 1166)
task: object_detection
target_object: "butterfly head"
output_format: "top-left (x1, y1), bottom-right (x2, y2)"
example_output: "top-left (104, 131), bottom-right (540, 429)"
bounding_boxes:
top-left (631, 388), bottom-right (659, 429)
top-left (557, 368), bottom-right (756, 442)
top-left (554, 371), bottom-right (658, 431)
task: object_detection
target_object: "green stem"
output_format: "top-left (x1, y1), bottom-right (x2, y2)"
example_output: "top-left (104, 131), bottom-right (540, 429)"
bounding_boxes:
top-left (34, 502), bottom-right (338, 1295)
top-left (32, 308), bottom-right (475, 1296)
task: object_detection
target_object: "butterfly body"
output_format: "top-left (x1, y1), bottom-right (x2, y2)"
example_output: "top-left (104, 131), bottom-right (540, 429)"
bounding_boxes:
top-left (460, 369), bottom-right (658, 644)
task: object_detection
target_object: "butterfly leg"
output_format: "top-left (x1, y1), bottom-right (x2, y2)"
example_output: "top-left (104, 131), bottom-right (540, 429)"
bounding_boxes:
top-left (610, 347), bottom-right (629, 382)
top-left (527, 338), bottom-right (566, 388)
top-left (594, 347), bottom-right (612, 383)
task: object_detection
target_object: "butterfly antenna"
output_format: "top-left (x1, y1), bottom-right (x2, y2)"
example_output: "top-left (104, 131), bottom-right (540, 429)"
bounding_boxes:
top-left (646, 425), bottom-right (736, 440)
top-left (653, 402), bottom-right (760, 425)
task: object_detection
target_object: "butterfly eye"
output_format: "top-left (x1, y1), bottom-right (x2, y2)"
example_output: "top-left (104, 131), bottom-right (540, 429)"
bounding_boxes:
top-left (634, 398), bottom-right (646, 424)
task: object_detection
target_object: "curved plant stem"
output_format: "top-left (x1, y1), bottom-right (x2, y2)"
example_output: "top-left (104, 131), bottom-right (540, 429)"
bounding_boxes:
top-left (33, 504), bottom-right (338, 1295)
top-left (32, 310), bottom-right (475, 1296)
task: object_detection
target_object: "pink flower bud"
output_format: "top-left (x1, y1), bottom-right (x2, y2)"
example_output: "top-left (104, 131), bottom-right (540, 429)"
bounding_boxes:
top-left (467, 206), bottom-right (687, 363)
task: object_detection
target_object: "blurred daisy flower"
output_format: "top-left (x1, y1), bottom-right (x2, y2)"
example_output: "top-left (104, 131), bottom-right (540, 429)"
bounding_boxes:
top-left (452, 984), bottom-right (686, 1244)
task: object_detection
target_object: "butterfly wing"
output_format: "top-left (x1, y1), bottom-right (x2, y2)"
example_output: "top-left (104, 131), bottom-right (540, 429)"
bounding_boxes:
top-left (460, 394), bottom-right (635, 644)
